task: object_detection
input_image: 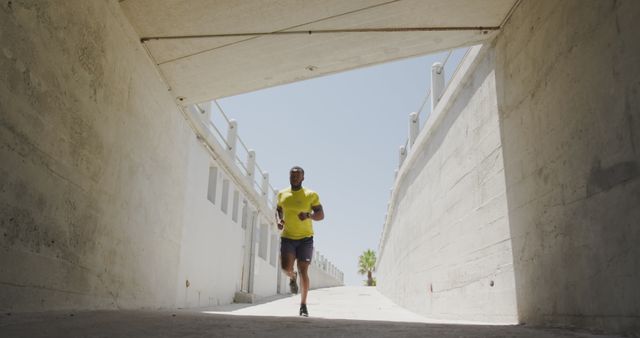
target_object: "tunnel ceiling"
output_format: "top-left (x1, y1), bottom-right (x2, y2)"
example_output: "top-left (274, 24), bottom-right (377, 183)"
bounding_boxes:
top-left (120, 0), bottom-right (517, 104)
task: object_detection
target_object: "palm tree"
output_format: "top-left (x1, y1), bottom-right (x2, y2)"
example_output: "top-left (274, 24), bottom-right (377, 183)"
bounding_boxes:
top-left (358, 249), bottom-right (377, 286)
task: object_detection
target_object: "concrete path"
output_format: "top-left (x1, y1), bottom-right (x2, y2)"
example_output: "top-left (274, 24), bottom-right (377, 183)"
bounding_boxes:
top-left (0, 286), bottom-right (623, 337)
top-left (203, 286), bottom-right (435, 323)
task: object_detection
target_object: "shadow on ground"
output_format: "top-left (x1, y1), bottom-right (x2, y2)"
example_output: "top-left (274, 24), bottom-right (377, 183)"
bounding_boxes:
top-left (0, 310), bottom-right (623, 338)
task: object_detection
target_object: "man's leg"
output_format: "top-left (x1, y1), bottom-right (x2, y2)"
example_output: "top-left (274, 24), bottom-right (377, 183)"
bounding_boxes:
top-left (280, 252), bottom-right (296, 279)
top-left (280, 238), bottom-right (298, 294)
top-left (282, 252), bottom-right (298, 294)
top-left (296, 236), bottom-right (313, 309)
top-left (297, 260), bottom-right (311, 304)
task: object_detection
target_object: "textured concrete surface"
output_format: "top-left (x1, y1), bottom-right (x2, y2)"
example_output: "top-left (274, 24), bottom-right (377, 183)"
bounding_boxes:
top-left (0, 286), bottom-right (625, 338)
top-left (2, 0), bottom-right (638, 336)
top-left (494, 0), bottom-right (640, 334)
top-left (378, 45), bottom-right (518, 324)
top-left (119, 0), bottom-right (516, 103)
top-left (0, 0), bottom-right (342, 314)
top-left (0, 0), bottom-right (192, 311)
top-left (379, 0), bottom-right (640, 336)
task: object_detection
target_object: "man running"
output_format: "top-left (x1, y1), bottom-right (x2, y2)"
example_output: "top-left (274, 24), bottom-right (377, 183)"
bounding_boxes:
top-left (276, 166), bottom-right (324, 317)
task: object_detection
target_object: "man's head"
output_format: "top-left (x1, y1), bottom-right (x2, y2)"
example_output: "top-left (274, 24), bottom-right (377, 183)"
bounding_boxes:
top-left (289, 166), bottom-right (305, 188)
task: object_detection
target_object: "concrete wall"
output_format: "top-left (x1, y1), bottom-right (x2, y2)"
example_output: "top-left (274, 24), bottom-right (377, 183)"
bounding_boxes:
top-left (252, 257), bottom-right (278, 298)
top-left (309, 252), bottom-right (344, 290)
top-left (309, 266), bottom-right (343, 290)
top-left (0, 0), bottom-right (343, 313)
top-left (379, 0), bottom-right (639, 335)
top-left (175, 135), bottom-right (246, 308)
top-left (377, 45), bottom-right (518, 324)
top-left (252, 220), bottom-right (279, 298)
top-left (495, 0), bottom-right (640, 334)
top-left (0, 0), bottom-right (191, 311)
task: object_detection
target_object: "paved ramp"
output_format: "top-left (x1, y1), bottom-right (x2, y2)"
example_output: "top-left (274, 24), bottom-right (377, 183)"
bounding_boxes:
top-left (204, 286), bottom-right (434, 323)
top-left (0, 287), bottom-right (622, 337)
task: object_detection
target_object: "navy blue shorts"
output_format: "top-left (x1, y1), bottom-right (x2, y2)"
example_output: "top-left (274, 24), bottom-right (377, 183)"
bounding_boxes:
top-left (280, 236), bottom-right (314, 262)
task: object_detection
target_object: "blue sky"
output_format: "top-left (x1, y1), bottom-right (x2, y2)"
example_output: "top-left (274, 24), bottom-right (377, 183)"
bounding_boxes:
top-left (218, 48), bottom-right (466, 286)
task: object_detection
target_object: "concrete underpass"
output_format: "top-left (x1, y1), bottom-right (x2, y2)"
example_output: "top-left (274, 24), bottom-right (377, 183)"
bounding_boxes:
top-left (1, 0), bottom-right (639, 337)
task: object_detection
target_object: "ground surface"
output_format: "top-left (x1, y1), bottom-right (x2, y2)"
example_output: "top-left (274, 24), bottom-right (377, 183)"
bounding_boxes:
top-left (0, 286), bottom-right (623, 337)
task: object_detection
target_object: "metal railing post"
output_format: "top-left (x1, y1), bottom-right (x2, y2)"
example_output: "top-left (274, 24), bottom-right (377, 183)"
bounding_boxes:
top-left (431, 62), bottom-right (445, 111)
top-left (247, 150), bottom-right (256, 182)
top-left (261, 172), bottom-right (269, 203)
top-left (399, 145), bottom-right (407, 167)
top-left (408, 112), bottom-right (419, 150)
top-left (227, 119), bottom-right (238, 156)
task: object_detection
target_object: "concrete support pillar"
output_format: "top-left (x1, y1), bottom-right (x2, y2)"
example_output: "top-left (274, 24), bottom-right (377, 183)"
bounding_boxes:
top-left (247, 150), bottom-right (256, 182)
top-left (431, 62), bottom-right (445, 112)
top-left (235, 208), bottom-right (257, 303)
top-left (399, 145), bottom-right (407, 167)
top-left (226, 119), bottom-right (238, 157)
top-left (408, 112), bottom-right (419, 150)
top-left (248, 210), bottom-right (258, 294)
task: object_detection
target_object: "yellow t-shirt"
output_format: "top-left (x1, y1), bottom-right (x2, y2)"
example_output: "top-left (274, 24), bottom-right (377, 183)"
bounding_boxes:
top-left (277, 187), bottom-right (320, 240)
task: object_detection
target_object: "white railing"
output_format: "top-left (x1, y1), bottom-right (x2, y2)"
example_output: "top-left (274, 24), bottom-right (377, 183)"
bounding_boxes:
top-left (397, 47), bottom-right (471, 173)
top-left (381, 46), bottom-right (475, 264)
top-left (192, 101), bottom-right (279, 209)
top-left (313, 250), bottom-right (345, 283)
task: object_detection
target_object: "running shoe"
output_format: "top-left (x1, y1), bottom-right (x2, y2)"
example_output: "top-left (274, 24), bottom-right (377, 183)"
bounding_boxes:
top-left (299, 304), bottom-right (308, 317)
top-left (289, 272), bottom-right (298, 294)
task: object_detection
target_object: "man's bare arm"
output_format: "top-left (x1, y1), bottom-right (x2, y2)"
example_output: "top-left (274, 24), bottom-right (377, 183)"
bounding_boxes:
top-left (277, 206), bottom-right (285, 229)
top-left (311, 205), bottom-right (324, 221)
top-left (298, 205), bottom-right (324, 221)
top-left (277, 206), bottom-right (283, 221)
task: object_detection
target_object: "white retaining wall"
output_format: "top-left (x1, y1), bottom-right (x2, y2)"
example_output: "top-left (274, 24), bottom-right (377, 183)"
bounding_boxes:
top-left (379, 1), bottom-right (640, 335)
top-left (175, 135), bottom-right (246, 308)
top-left (309, 251), bottom-right (344, 289)
top-left (377, 45), bottom-right (518, 324)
